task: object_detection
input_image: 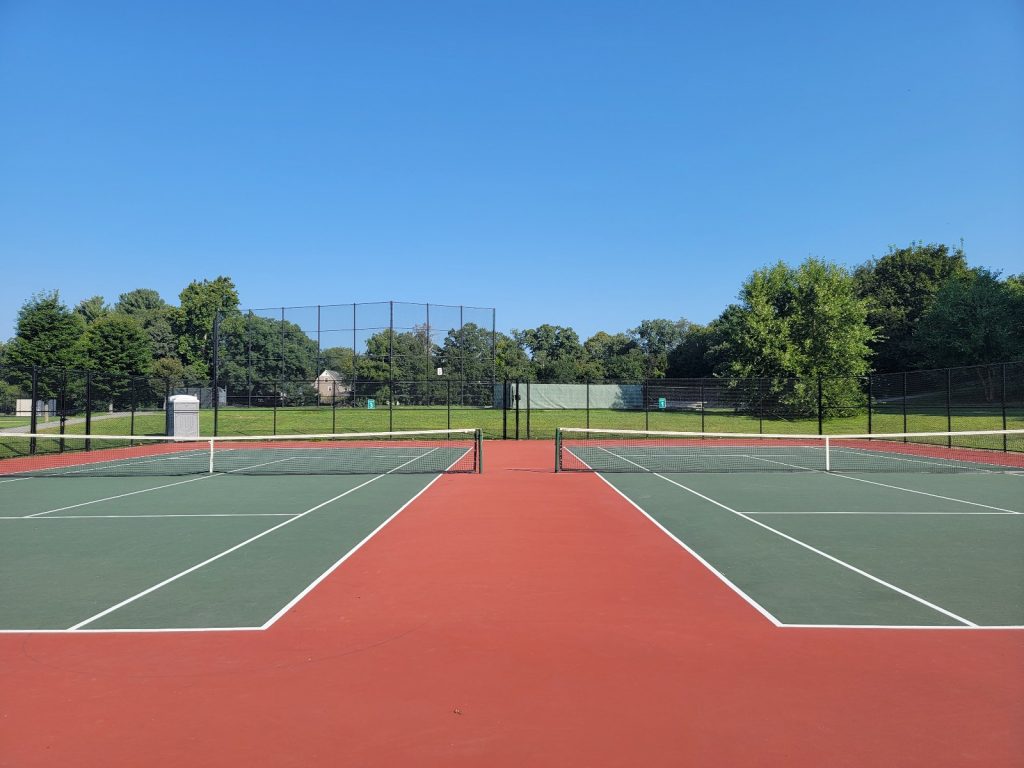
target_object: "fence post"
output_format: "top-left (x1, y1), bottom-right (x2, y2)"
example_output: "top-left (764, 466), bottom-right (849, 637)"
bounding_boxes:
top-left (867, 375), bottom-right (873, 436)
top-left (585, 379), bottom-right (590, 430)
top-left (946, 368), bottom-right (952, 448)
top-left (700, 379), bottom-right (705, 433)
top-left (273, 381), bottom-right (278, 436)
top-left (514, 381), bottom-right (520, 440)
top-left (130, 377), bottom-right (137, 437)
top-left (29, 366), bottom-right (39, 455)
top-left (502, 380), bottom-right (508, 440)
top-left (212, 311), bottom-right (220, 438)
top-left (447, 378), bottom-right (452, 431)
top-left (902, 372), bottom-right (908, 441)
top-left (1002, 363), bottom-right (1008, 452)
top-left (758, 379), bottom-right (764, 435)
top-left (526, 381), bottom-right (531, 439)
top-left (85, 371), bottom-right (93, 451)
top-left (817, 376), bottom-right (823, 435)
top-left (644, 380), bottom-right (649, 431)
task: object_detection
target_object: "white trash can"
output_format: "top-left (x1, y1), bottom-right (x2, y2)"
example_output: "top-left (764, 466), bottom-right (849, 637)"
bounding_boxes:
top-left (166, 394), bottom-right (200, 438)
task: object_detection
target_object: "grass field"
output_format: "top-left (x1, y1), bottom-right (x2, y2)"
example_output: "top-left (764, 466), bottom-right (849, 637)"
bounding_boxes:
top-left (19, 405), bottom-right (1024, 441)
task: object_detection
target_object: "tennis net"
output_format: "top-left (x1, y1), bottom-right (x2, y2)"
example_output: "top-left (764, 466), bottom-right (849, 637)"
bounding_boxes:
top-left (0, 429), bottom-right (482, 477)
top-left (556, 428), bottom-right (1024, 473)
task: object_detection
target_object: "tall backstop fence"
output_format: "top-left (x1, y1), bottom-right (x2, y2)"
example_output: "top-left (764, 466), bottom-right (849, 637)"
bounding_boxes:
top-left (2, 361), bottom-right (1021, 443)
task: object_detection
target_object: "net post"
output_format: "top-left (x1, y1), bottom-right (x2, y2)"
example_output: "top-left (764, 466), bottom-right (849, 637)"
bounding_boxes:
top-left (502, 379), bottom-right (508, 440)
top-left (824, 435), bottom-right (831, 472)
top-left (555, 428), bottom-right (561, 473)
top-left (208, 438), bottom-right (215, 474)
top-left (475, 429), bottom-right (483, 473)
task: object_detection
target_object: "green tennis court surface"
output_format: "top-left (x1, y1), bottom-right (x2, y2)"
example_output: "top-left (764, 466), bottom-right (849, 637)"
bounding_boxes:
top-left (585, 461), bottom-right (1024, 628)
top-left (0, 431), bottom-right (482, 632)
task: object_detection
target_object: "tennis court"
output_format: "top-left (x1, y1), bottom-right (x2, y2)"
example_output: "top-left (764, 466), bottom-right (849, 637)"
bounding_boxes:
top-left (558, 428), bottom-right (1024, 629)
top-left (0, 430), bottom-right (480, 632)
top-left (1, 430), bottom-right (1022, 767)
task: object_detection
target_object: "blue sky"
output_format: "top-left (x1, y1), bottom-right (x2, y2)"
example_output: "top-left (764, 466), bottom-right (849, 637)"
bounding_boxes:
top-left (1, 0), bottom-right (1022, 342)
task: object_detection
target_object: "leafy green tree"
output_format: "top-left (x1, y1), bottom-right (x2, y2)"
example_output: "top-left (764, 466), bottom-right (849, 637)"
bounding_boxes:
top-left (854, 242), bottom-right (968, 371)
top-left (712, 259), bottom-right (875, 415)
top-left (666, 323), bottom-right (716, 378)
top-left (916, 269), bottom-right (1024, 369)
top-left (513, 325), bottom-right (584, 382)
top-left (115, 289), bottom-right (166, 315)
top-left (75, 296), bottom-right (109, 324)
top-left (217, 313), bottom-right (319, 403)
top-left (629, 319), bottom-right (689, 377)
top-left (176, 277), bottom-right (240, 374)
top-left (321, 346), bottom-right (355, 377)
top-left (4, 292), bottom-right (86, 389)
top-left (495, 333), bottom-right (533, 381)
top-left (435, 323), bottom-right (494, 381)
top-left (78, 314), bottom-right (152, 406)
top-left (115, 289), bottom-right (178, 359)
top-left (583, 332), bottom-right (646, 380)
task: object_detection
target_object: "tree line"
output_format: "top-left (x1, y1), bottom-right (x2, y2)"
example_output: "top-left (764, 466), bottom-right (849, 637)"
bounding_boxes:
top-left (1, 243), bottom-right (1022, 408)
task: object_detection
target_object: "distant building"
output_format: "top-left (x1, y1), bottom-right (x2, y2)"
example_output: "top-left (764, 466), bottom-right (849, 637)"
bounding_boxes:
top-left (314, 370), bottom-right (352, 405)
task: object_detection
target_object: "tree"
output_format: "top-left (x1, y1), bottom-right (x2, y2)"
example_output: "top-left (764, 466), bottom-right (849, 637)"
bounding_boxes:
top-left (435, 323), bottom-right (494, 381)
top-left (78, 314), bottom-right (152, 406)
top-left (115, 289), bottom-right (166, 316)
top-left (4, 292), bottom-right (86, 387)
top-left (916, 269), bottom-right (1024, 369)
top-left (176, 277), bottom-right (240, 374)
top-left (583, 332), bottom-right (646, 380)
top-left (513, 325), bottom-right (584, 382)
top-left (114, 288), bottom-right (178, 360)
top-left (629, 319), bottom-right (689, 377)
top-left (217, 313), bottom-right (320, 403)
top-left (75, 296), bottom-right (109, 324)
top-left (666, 323), bottom-right (716, 378)
top-left (854, 242), bottom-right (968, 372)
top-left (495, 333), bottom-right (533, 381)
top-left (712, 259), bottom-right (875, 415)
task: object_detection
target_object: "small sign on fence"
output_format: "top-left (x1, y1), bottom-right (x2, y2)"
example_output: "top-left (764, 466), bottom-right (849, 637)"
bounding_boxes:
top-left (658, 397), bottom-right (666, 410)
top-left (367, 399), bottom-right (376, 410)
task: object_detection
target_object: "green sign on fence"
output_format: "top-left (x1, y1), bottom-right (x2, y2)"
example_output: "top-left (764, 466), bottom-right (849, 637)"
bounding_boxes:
top-left (658, 397), bottom-right (666, 410)
top-left (367, 399), bottom-right (376, 410)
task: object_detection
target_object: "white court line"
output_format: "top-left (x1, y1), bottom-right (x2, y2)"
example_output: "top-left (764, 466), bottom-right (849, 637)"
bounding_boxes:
top-left (591, 446), bottom-right (978, 627)
top-left (22, 456), bottom-right (298, 518)
top-left (66, 448), bottom-right (439, 630)
top-left (744, 510), bottom-right (1018, 516)
top-left (567, 447), bottom-right (783, 626)
top-left (3, 513), bottom-right (297, 520)
top-left (261, 447), bottom-right (470, 629)
top-left (744, 454), bottom-right (1021, 514)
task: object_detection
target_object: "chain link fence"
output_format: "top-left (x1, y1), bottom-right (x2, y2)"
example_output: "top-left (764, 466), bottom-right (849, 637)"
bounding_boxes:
top-left (3, 361), bottom-right (1022, 445)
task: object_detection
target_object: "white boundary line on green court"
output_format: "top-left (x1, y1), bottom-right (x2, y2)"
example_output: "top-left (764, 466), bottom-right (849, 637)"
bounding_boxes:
top-left (744, 454), bottom-right (1021, 514)
top-left (64, 448), bottom-right (440, 631)
top-left (568, 448), bottom-right (784, 626)
top-left (260, 447), bottom-right (472, 629)
top-left (3, 513), bottom-right (298, 519)
top-left (20, 456), bottom-right (298, 518)
top-left (744, 510), bottom-right (1018, 516)
top-left (589, 446), bottom-right (979, 628)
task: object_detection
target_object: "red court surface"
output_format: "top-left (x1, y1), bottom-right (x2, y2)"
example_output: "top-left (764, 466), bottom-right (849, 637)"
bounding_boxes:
top-left (2, 441), bottom-right (1022, 767)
